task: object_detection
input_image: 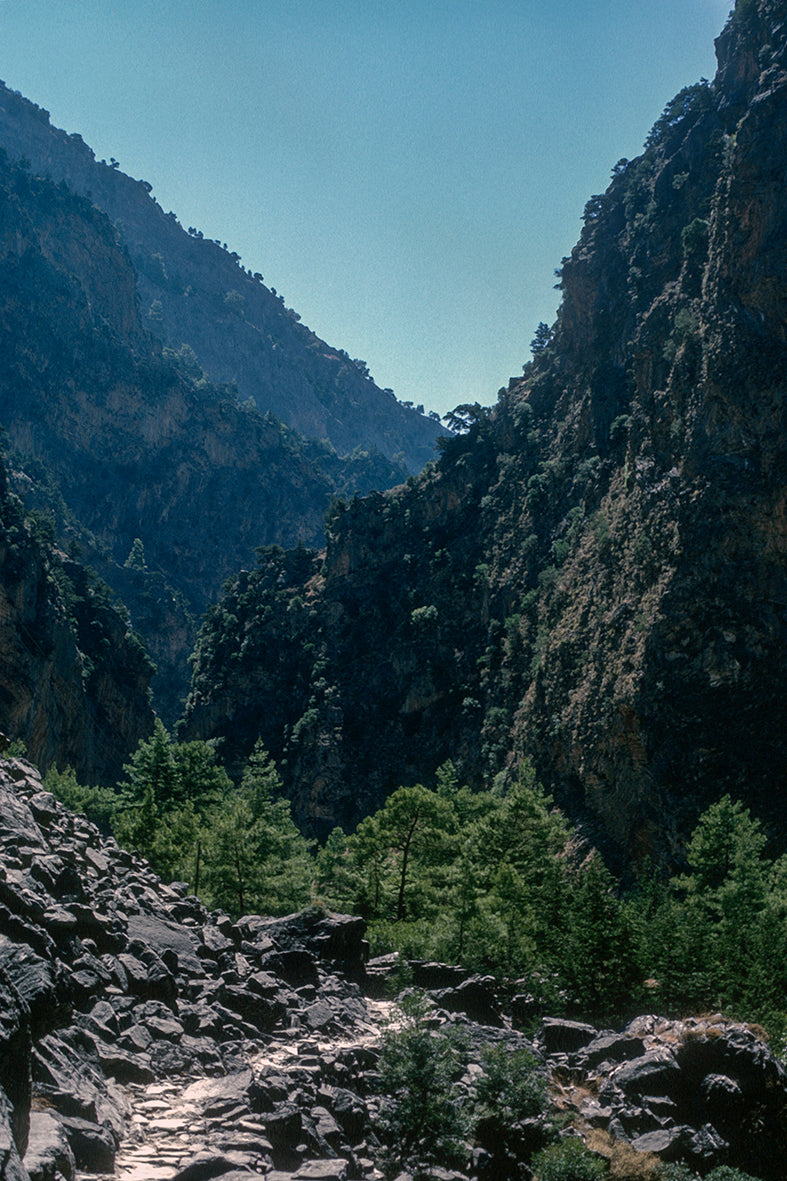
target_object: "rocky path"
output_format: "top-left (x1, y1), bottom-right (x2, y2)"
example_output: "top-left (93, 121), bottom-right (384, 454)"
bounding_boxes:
top-left (103, 1003), bottom-right (393, 1181)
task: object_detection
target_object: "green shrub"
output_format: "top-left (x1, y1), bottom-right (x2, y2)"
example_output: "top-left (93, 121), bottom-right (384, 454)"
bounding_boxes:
top-left (532, 1137), bottom-right (607, 1180)
top-left (705, 1169), bottom-right (761, 1181)
top-left (656, 1166), bottom-right (696, 1181)
top-left (374, 992), bottom-right (469, 1179)
top-left (474, 1043), bottom-right (546, 1125)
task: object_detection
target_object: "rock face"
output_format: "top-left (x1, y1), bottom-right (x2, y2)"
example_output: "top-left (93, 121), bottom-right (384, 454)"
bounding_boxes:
top-left (0, 457), bottom-right (153, 784)
top-left (0, 757), bottom-right (784, 1180)
top-left (541, 1012), bottom-right (787, 1180)
top-left (0, 81), bottom-right (444, 475)
top-left (183, 0), bottom-right (787, 858)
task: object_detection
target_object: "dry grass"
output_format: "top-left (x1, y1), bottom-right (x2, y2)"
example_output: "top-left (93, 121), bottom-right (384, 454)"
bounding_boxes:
top-left (585, 1128), bottom-right (662, 1180)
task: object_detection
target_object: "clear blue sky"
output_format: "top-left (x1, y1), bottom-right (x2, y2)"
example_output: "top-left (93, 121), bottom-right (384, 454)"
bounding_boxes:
top-left (0, 0), bottom-right (731, 416)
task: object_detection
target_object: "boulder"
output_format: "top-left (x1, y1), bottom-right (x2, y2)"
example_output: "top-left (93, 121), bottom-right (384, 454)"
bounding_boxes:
top-left (0, 965), bottom-right (32, 1156)
top-left (23, 1110), bottom-right (76, 1181)
top-left (182, 1069), bottom-right (255, 1113)
top-left (538, 1018), bottom-right (598, 1055)
top-left (171, 1152), bottom-right (256, 1180)
top-left (55, 1115), bottom-right (117, 1173)
top-left (432, 976), bottom-right (503, 1027)
top-left (259, 949), bottom-right (319, 988)
top-left (126, 914), bottom-right (205, 980)
top-left (0, 1087), bottom-right (29, 1181)
top-left (575, 1031), bottom-right (645, 1070)
top-left (410, 962), bottom-right (470, 990)
top-left (292, 1161), bottom-right (349, 1180)
top-left (612, 1050), bottom-right (681, 1098)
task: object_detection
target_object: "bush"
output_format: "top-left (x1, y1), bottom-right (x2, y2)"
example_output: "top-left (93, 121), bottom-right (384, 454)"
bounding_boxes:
top-left (657, 1168), bottom-right (761, 1181)
top-left (474, 1043), bottom-right (546, 1125)
top-left (374, 992), bottom-right (469, 1179)
top-left (532, 1137), bottom-right (607, 1180)
top-left (705, 1169), bottom-right (761, 1181)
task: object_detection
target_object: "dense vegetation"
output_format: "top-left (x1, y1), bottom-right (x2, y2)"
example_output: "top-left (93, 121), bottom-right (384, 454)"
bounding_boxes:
top-left (46, 729), bottom-right (787, 1052)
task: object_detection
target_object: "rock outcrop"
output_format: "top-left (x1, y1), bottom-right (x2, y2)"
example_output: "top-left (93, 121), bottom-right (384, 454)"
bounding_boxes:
top-left (0, 456), bottom-right (153, 785)
top-left (541, 1013), bottom-right (787, 1179)
top-left (182, 0), bottom-right (787, 860)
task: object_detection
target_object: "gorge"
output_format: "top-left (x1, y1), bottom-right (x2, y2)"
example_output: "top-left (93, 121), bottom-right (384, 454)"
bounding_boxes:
top-left (0, 2), bottom-right (787, 1178)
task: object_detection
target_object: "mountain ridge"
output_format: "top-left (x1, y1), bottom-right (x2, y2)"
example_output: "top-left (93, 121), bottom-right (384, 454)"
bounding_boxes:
top-left (0, 80), bottom-right (445, 473)
top-left (0, 145), bottom-right (410, 730)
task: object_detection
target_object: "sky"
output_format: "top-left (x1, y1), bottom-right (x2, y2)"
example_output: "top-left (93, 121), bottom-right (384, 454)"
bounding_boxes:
top-left (0, 0), bottom-right (732, 417)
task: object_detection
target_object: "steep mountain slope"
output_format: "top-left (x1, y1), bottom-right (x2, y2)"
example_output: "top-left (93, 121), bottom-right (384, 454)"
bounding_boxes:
top-left (0, 148), bottom-right (407, 729)
top-left (183, 0), bottom-right (787, 860)
top-left (0, 81), bottom-right (445, 473)
top-left (0, 454), bottom-right (153, 783)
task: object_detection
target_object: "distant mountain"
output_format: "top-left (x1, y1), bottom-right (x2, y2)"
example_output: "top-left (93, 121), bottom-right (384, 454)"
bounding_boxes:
top-left (0, 145), bottom-right (408, 731)
top-left (182, 0), bottom-right (787, 862)
top-left (0, 81), bottom-right (445, 473)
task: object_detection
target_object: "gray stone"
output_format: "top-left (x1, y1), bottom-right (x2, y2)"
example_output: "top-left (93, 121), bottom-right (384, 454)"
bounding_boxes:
top-left (432, 976), bottom-right (503, 1027)
top-left (613, 1050), bottom-right (681, 1097)
top-left (56, 1115), bottom-right (117, 1173)
top-left (302, 1001), bottom-right (335, 1032)
top-left (127, 914), bottom-right (205, 979)
top-left (310, 1105), bottom-right (343, 1148)
top-left (23, 1110), bottom-right (75, 1181)
top-left (577, 1032), bottom-right (645, 1070)
top-left (538, 1017), bottom-right (598, 1055)
top-left (182, 1069), bottom-right (254, 1111)
top-left (171, 1152), bottom-right (256, 1180)
top-left (293, 1161), bottom-right (349, 1180)
top-left (0, 1086), bottom-right (29, 1181)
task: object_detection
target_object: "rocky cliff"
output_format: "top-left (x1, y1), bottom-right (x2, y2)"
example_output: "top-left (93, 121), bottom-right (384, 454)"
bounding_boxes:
top-left (0, 458), bottom-right (153, 785)
top-left (1, 756), bottom-right (785, 1181)
top-left (0, 82), bottom-right (444, 474)
top-left (183, 0), bottom-right (787, 861)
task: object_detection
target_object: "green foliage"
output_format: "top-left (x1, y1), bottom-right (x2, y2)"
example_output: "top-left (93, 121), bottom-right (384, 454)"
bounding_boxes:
top-left (374, 992), bottom-right (470, 1179)
top-left (681, 217), bottom-right (709, 258)
top-left (323, 762), bottom-right (615, 1001)
top-left (43, 765), bottom-right (119, 832)
top-left (628, 795), bottom-right (787, 1030)
top-left (410, 603), bottom-right (439, 628)
top-left (531, 321), bottom-right (553, 355)
top-left (705, 1169), bottom-right (761, 1181)
top-left (657, 1170), bottom-right (761, 1181)
top-left (201, 740), bottom-right (313, 916)
top-left (444, 401), bottom-right (493, 434)
top-left (124, 537), bottom-right (147, 570)
top-left (110, 725), bottom-right (313, 911)
top-left (531, 1138), bottom-right (607, 1180)
top-left (473, 1043), bottom-right (546, 1125)
top-left (564, 853), bottom-right (639, 1013)
top-left (644, 81), bottom-right (712, 151)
